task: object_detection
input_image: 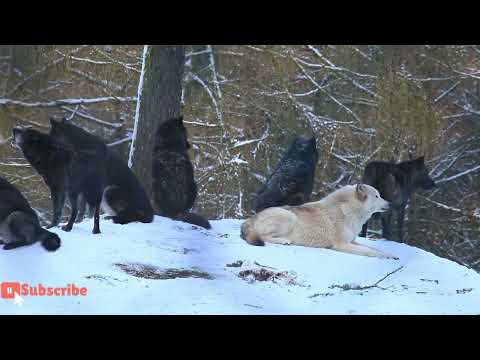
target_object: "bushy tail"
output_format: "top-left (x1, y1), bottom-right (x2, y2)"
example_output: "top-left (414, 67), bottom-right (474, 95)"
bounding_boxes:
top-left (39, 229), bottom-right (61, 252)
top-left (240, 219), bottom-right (264, 246)
top-left (176, 212), bottom-right (212, 229)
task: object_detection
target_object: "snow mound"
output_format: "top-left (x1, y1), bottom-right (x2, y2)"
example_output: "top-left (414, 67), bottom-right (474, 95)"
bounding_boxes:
top-left (1, 216), bottom-right (479, 314)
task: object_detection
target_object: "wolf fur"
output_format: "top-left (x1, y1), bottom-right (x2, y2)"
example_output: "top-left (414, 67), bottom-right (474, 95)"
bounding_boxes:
top-left (254, 135), bottom-right (318, 213)
top-left (360, 156), bottom-right (436, 241)
top-left (12, 127), bottom-right (72, 230)
top-left (152, 116), bottom-right (211, 229)
top-left (0, 176), bottom-right (60, 251)
top-left (241, 184), bottom-right (398, 259)
top-left (49, 117), bottom-right (108, 234)
top-left (100, 150), bottom-right (154, 224)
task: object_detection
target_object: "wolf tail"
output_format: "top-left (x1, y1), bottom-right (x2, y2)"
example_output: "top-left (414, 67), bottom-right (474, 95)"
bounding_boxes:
top-left (175, 212), bottom-right (212, 229)
top-left (240, 218), bottom-right (264, 246)
top-left (39, 229), bottom-right (61, 252)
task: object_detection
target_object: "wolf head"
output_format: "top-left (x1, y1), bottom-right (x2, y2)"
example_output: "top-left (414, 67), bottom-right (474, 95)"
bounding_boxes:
top-left (287, 135), bottom-right (318, 164)
top-left (12, 127), bottom-right (71, 166)
top-left (410, 156), bottom-right (436, 190)
top-left (354, 183), bottom-right (390, 216)
top-left (155, 116), bottom-right (191, 153)
top-left (49, 117), bottom-right (73, 145)
top-left (12, 127), bottom-right (56, 152)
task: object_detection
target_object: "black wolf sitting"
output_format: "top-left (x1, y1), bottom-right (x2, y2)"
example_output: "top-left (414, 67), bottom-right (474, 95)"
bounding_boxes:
top-left (0, 176), bottom-right (60, 251)
top-left (101, 150), bottom-right (154, 225)
top-left (360, 156), bottom-right (436, 242)
top-left (152, 117), bottom-right (211, 229)
top-left (254, 135), bottom-right (318, 213)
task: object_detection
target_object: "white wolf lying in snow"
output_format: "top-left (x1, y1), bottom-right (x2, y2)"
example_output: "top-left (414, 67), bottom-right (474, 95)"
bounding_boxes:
top-left (241, 184), bottom-right (398, 259)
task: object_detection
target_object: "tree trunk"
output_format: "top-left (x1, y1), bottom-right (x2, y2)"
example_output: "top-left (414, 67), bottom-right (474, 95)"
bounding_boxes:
top-left (128, 45), bottom-right (185, 199)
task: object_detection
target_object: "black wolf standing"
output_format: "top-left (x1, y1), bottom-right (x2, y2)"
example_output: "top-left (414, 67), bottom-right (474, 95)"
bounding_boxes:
top-left (0, 176), bottom-right (60, 251)
top-left (152, 117), bottom-right (211, 229)
top-left (49, 118), bottom-right (107, 234)
top-left (360, 156), bottom-right (436, 242)
top-left (254, 135), bottom-right (318, 213)
top-left (12, 127), bottom-right (71, 230)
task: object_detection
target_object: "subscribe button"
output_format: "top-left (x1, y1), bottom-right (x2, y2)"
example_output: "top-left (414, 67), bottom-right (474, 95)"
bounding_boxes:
top-left (1, 282), bottom-right (88, 299)
top-left (1, 282), bottom-right (20, 299)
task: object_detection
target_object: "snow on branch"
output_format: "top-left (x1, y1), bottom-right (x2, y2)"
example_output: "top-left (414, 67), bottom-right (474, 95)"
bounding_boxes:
top-left (0, 96), bottom-right (137, 108)
top-left (415, 194), bottom-right (462, 213)
top-left (292, 56), bottom-right (362, 123)
top-left (435, 164), bottom-right (480, 185)
top-left (6, 45), bottom-right (89, 96)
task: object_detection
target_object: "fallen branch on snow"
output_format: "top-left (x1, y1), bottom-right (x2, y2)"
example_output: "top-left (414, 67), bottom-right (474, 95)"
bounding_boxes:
top-left (329, 266), bottom-right (404, 291)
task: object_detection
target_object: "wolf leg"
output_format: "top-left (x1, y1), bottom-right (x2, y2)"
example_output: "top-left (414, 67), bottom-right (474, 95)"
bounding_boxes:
top-left (62, 192), bottom-right (79, 232)
top-left (75, 193), bottom-right (87, 223)
top-left (261, 235), bottom-right (293, 245)
top-left (397, 206), bottom-right (406, 243)
top-left (92, 205), bottom-right (101, 234)
top-left (360, 221), bottom-right (368, 237)
top-left (381, 211), bottom-right (393, 240)
top-left (3, 212), bottom-right (37, 250)
top-left (333, 241), bottom-right (398, 259)
top-left (3, 241), bottom-right (31, 250)
top-left (47, 186), bottom-right (66, 229)
top-left (351, 239), bottom-right (399, 260)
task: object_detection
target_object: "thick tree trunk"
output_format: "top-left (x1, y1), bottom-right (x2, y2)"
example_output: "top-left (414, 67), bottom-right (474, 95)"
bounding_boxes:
top-left (128, 45), bottom-right (185, 199)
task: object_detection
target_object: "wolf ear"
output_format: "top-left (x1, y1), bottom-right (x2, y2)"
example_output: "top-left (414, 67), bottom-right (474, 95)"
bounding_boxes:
top-left (49, 117), bottom-right (62, 127)
top-left (356, 183), bottom-right (368, 202)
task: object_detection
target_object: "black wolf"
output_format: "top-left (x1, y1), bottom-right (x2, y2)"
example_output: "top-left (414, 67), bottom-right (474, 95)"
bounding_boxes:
top-left (360, 156), bottom-right (436, 242)
top-left (254, 135), bottom-right (318, 213)
top-left (152, 117), bottom-right (211, 229)
top-left (101, 150), bottom-right (154, 224)
top-left (12, 127), bottom-right (71, 230)
top-left (49, 118), bottom-right (108, 234)
top-left (0, 176), bottom-right (60, 251)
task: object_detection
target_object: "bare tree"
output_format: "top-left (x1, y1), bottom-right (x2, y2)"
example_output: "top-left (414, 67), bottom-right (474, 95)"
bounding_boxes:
top-left (128, 45), bottom-right (185, 199)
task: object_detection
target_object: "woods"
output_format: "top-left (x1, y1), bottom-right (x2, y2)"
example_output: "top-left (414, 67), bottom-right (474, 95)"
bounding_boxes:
top-left (128, 45), bottom-right (185, 200)
top-left (0, 45), bottom-right (479, 270)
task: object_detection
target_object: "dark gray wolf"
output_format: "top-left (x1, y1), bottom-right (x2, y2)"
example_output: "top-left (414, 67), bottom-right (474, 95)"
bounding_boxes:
top-left (152, 117), bottom-right (211, 229)
top-left (49, 118), bottom-right (108, 234)
top-left (360, 156), bottom-right (436, 242)
top-left (254, 135), bottom-right (318, 213)
top-left (101, 150), bottom-right (154, 224)
top-left (0, 176), bottom-right (60, 251)
top-left (12, 127), bottom-right (71, 229)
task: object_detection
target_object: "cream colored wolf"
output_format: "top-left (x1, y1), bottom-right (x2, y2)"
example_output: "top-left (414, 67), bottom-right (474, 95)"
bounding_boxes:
top-left (241, 184), bottom-right (398, 259)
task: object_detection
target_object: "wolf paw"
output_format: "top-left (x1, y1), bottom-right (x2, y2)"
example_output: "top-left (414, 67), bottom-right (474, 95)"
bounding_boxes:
top-left (61, 225), bottom-right (72, 232)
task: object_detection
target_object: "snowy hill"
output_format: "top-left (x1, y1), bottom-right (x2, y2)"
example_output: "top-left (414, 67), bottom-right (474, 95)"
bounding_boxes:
top-left (1, 216), bottom-right (479, 315)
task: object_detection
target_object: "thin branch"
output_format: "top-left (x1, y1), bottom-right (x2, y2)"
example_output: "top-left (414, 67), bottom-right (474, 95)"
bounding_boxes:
top-left (435, 164), bottom-right (480, 184)
top-left (0, 96), bottom-right (137, 108)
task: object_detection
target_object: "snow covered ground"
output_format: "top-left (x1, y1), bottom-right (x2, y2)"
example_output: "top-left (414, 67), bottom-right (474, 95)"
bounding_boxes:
top-left (1, 216), bottom-right (479, 315)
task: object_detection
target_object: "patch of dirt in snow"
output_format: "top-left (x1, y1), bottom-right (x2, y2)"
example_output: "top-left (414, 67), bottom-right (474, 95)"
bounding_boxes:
top-left (226, 260), bottom-right (244, 268)
top-left (456, 288), bottom-right (473, 294)
top-left (238, 268), bottom-right (302, 286)
top-left (115, 263), bottom-right (214, 280)
top-left (85, 274), bottom-right (128, 286)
